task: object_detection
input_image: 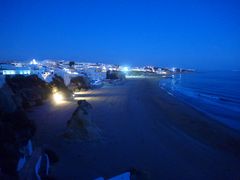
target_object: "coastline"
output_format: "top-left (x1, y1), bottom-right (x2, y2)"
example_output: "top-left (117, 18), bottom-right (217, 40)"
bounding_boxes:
top-left (28, 78), bottom-right (240, 179)
top-left (146, 78), bottom-right (240, 157)
top-left (159, 71), bottom-right (240, 131)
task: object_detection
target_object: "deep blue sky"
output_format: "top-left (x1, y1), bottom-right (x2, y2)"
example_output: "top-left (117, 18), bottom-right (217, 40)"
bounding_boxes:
top-left (0, 0), bottom-right (239, 69)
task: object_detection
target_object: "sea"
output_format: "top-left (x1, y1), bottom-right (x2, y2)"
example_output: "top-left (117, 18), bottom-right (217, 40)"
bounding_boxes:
top-left (159, 70), bottom-right (240, 130)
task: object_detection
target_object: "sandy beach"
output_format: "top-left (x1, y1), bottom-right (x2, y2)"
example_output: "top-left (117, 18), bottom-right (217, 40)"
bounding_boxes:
top-left (28, 78), bottom-right (240, 179)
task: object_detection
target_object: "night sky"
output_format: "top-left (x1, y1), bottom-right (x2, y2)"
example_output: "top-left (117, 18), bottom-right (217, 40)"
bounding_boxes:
top-left (0, 0), bottom-right (239, 69)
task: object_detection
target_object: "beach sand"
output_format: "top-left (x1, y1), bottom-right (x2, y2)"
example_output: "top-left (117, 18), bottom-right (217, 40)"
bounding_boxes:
top-left (28, 78), bottom-right (240, 179)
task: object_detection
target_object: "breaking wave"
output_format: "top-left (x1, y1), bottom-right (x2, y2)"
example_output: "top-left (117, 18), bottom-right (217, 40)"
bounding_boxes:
top-left (159, 71), bottom-right (240, 130)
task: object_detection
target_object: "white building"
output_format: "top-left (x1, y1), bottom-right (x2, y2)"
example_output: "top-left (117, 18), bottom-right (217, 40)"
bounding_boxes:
top-left (0, 63), bottom-right (31, 75)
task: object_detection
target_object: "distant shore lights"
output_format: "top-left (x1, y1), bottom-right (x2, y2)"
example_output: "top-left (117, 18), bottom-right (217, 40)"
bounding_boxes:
top-left (121, 66), bottom-right (129, 72)
top-left (30, 59), bottom-right (38, 65)
top-left (3, 69), bottom-right (31, 75)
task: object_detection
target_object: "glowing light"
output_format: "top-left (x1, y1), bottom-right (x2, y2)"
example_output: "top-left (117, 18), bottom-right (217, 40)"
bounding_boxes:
top-left (30, 59), bottom-right (38, 65)
top-left (53, 92), bottom-right (64, 103)
top-left (73, 91), bottom-right (89, 95)
top-left (3, 70), bottom-right (16, 75)
top-left (102, 66), bottom-right (107, 72)
top-left (52, 87), bottom-right (58, 93)
top-left (122, 66), bottom-right (129, 72)
top-left (74, 96), bottom-right (98, 101)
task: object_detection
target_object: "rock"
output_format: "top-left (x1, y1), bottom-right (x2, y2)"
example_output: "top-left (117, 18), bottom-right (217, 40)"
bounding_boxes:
top-left (68, 76), bottom-right (91, 91)
top-left (5, 75), bottom-right (51, 109)
top-left (64, 100), bottom-right (101, 140)
top-left (0, 78), bottom-right (37, 176)
top-left (0, 75), bottom-right (41, 177)
top-left (106, 70), bottom-right (125, 80)
top-left (0, 84), bottom-right (17, 113)
top-left (0, 110), bottom-right (36, 176)
top-left (50, 75), bottom-right (72, 97)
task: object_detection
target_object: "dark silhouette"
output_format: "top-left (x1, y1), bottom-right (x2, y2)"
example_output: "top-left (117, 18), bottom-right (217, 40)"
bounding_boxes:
top-left (69, 61), bottom-right (75, 68)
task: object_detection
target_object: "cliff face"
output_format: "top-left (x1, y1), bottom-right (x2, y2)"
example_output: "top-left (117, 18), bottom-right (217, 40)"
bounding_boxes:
top-left (0, 76), bottom-right (46, 177)
top-left (5, 75), bottom-right (51, 108)
top-left (0, 84), bottom-right (17, 113)
top-left (0, 110), bottom-right (36, 176)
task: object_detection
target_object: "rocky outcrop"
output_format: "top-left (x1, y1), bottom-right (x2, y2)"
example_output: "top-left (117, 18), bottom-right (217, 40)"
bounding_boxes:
top-left (5, 75), bottom-right (51, 108)
top-left (64, 100), bottom-right (101, 140)
top-left (0, 107), bottom-right (36, 177)
top-left (0, 76), bottom-right (37, 177)
top-left (0, 84), bottom-right (17, 113)
top-left (68, 76), bottom-right (91, 92)
top-left (50, 74), bottom-right (72, 97)
top-left (106, 70), bottom-right (125, 80)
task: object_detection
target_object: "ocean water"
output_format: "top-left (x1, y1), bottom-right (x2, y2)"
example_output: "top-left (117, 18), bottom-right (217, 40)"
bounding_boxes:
top-left (159, 71), bottom-right (240, 130)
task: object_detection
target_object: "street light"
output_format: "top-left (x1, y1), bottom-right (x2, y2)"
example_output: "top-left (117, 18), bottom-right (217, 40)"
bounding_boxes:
top-left (53, 92), bottom-right (64, 103)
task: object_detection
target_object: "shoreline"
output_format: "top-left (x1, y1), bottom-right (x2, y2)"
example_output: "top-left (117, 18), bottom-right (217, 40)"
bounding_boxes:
top-left (28, 78), bottom-right (240, 179)
top-left (145, 78), bottom-right (240, 157)
top-left (158, 72), bottom-right (240, 131)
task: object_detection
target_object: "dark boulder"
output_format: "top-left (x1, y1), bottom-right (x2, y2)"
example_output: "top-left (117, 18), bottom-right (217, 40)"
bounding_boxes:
top-left (50, 75), bottom-right (72, 97)
top-left (0, 110), bottom-right (36, 176)
top-left (68, 76), bottom-right (91, 91)
top-left (5, 75), bottom-right (51, 108)
top-left (0, 79), bottom-right (36, 177)
top-left (106, 70), bottom-right (125, 80)
top-left (0, 84), bottom-right (17, 113)
top-left (64, 100), bottom-right (101, 140)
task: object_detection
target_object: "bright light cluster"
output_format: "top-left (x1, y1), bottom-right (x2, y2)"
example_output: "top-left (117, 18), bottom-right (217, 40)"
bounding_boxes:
top-left (120, 66), bottom-right (129, 72)
top-left (63, 68), bottom-right (79, 75)
top-left (30, 59), bottom-right (38, 65)
top-left (123, 67), bottom-right (129, 72)
top-left (53, 92), bottom-right (64, 103)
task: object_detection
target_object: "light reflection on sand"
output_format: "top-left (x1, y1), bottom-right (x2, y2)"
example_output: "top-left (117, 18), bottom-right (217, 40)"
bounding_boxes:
top-left (74, 96), bottom-right (101, 101)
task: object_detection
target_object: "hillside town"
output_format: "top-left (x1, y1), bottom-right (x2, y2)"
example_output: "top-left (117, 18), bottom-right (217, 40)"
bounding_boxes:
top-left (0, 59), bottom-right (194, 87)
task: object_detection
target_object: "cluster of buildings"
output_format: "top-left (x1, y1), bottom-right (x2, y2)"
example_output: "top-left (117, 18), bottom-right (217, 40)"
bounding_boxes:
top-left (0, 63), bottom-right (31, 75)
top-left (0, 59), bottom-right (194, 86)
top-left (0, 59), bottom-right (118, 87)
top-left (128, 66), bottom-right (194, 75)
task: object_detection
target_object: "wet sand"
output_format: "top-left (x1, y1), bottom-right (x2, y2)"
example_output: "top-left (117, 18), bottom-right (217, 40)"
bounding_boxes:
top-left (28, 78), bottom-right (240, 179)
